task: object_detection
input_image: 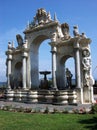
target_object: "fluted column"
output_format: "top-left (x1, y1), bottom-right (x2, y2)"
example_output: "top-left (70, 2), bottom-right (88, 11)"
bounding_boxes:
top-left (51, 45), bottom-right (57, 89)
top-left (74, 41), bottom-right (81, 88)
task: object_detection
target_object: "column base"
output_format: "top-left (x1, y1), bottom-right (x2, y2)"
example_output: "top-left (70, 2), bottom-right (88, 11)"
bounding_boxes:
top-left (22, 88), bottom-right (29, 91)
top-left (75, 87), bottom-right (83, 104)
top-left (52, 87), bottom-right (58, 90)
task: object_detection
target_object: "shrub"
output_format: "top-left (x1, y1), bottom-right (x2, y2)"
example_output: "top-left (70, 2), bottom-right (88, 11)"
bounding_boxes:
top-left (44, 106), bottom-right (49, 113)
top-left (90, 104), bottom-right (97, 114)
top-left (53, 108), bottom-right (59, 113)
top-left (24, 108), bottom-right (32, 113)
top-left (79, 107), bottom-right (86, 114)
top-left (16, 106), bottom-right (24, 112)
top-left (63, 108), bottom-right (69, 114)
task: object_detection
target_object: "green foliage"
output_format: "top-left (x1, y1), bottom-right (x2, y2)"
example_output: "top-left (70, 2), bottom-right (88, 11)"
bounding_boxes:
top-left (72, 107), bottom-right (86, 114)
top-left (63, 108), bottom-right (69, 114)
top-left (44, 106), bottom-right (49, 113)
top-left (91, 104), bottom-right (97, 114)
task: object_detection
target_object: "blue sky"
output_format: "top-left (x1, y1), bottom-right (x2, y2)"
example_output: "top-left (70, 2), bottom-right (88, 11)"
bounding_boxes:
top-left (0, 0), bottom-right (97, 81)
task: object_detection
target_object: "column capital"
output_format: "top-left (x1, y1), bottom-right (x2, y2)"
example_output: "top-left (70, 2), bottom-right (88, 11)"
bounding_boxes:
top-left (22, 47), bottom-right (29, 52)
top-left (22, 52), bottom-right (28, 58)
top-left (74, 41), bottom-right (80, 49)
top-left (6, 49), bottom-right (13, 55)
top-left (51, 46), bottom-right (57, 54)
top-left (51, 50), bottom-right (57, 54)
top-left (49, 41), bottom-right (57, 46)
top-left (7, 54), bottom-right (13, 60)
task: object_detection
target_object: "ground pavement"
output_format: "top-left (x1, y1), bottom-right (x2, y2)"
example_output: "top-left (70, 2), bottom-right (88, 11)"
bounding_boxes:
top-left (0, 95), bottom-right (96, 112)
top-left (0, 100), bottom-right (92, 113)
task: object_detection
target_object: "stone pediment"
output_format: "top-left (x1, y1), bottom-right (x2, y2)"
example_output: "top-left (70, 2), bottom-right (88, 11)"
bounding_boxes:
top-left (24, 21), bottom-right (59, 34)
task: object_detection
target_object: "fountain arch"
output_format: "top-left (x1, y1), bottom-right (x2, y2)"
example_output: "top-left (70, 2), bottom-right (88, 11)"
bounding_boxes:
top-left (5, 8), bottom-right (94, 104)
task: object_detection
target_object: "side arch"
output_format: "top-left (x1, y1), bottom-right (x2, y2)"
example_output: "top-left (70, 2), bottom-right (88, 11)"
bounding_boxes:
top-left (56, 54), bottom-right (75, 89)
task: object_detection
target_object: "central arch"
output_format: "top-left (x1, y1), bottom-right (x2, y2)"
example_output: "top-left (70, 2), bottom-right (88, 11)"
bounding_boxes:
top-left (39, 39), bottom-right (51, 79)
top-left (30, 35), bottom-right (51, 88)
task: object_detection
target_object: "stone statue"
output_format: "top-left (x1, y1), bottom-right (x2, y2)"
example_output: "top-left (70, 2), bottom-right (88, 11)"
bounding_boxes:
top-left (81, 32), bottom-right (87, 38)
top-left (8, 42), bottom-right (12, 49)
top-left (51, 32), bottom-right (57, 42)
top-left (61, 23), bottom-right (70, 40)
top-left (36, 8), bottom-right (47, 24)
top-left (85, 75), bottom-right (94, 87)
top-left (66, 68), bottom-right (73, 89)
top-left (35, 8), bottom-right (52, 25)
top-left (73, 26), bottom-right (80, 37)
top-left (16, 34), bottom-right (23, 46)
top-left (82, 48), bottom-right (92, 86)
top-left (8, 41), bottom-right (15, 50)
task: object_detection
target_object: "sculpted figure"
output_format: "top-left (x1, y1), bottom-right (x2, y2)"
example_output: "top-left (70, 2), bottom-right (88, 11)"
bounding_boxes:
top-left (66, 68), bottom-right (73, 89)
top-left (86, 75), bottom-right (94, 87)
top-left (61, 23), bottom-right (70, 40)
top-left (16, 34), bottom-right (23, 46)
top-left (36, 8), bottom-right (47, 24)
top-left (81, 32), bottom-right (87, 38)
top-left (8, 42), bottom-right (12, 49)
top-left (73, 26), bottom-right (80, 37)
top-left (82, 48), bottom-right (92, 86)
top-left (35, 8), bottom-right (52, 25)
top-left (51, 32), bottom-right (57, 42)
top-left (37, 8), bottom-right (46, 16)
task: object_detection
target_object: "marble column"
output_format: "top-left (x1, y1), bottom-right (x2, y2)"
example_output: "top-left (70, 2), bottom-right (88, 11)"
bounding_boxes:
top-left (64, 64), bottom-right (67, 88)
top-left (7, 53), bottom-right (12, 89)
top-left (22, 52), bottom-right (28, 90)
top-left (26, 56), bottom-right (31, 89)
top-left (51, 46), bottom-right (57, 89)
top-left (24, 40), bottom-right (31, 89)
top-left (74, 42), bottom-right (81, 88)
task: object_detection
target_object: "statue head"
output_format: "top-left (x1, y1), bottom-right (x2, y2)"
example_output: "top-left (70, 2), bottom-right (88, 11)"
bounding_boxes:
top-left (61, 23), bottom-right (70, 39)
top-left (61, 23), bottom-right (69, 30)
top-left (37, 8), bottom-right (47, 17)
top-left (82, 48), bottom-right (90, 57)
